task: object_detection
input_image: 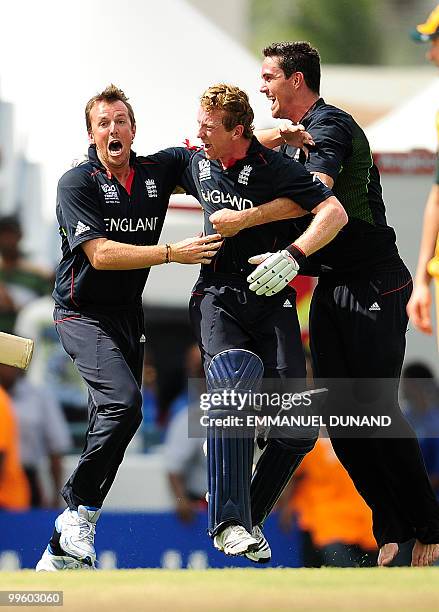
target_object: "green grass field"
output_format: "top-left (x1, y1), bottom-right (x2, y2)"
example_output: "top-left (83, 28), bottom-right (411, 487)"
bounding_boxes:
top-left (1, 568), bottom-right (439, 611)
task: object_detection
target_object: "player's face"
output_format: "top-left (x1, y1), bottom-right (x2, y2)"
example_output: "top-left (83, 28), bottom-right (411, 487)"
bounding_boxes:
top-left (260, 56), bottom-right (296, 119)
top-left (88, 100), bottom-right (136, 172)
top-left (426, 38), bottom-right (439, 67)
top-left (197, 107), bottom-right (235, 160)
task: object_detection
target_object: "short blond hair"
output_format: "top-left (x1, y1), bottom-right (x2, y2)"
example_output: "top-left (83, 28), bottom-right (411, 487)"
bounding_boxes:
top-left (85, 84), bottom-right (136, 133)
top-left (200, 84), bottom-right (254, 139)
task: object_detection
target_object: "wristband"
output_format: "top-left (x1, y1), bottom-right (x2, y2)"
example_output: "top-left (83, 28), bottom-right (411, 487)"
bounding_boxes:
top-left (165, 244), bottom-right (172, 264)
top-left (286, 244), bottom-right (307, 269)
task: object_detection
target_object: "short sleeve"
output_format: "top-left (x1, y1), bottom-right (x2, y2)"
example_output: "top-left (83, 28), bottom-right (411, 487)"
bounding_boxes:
top-left (57, 169), bottom-right (107, 251)
top-left (305, 116), bottom-right (353, 180)
top-left (274, 158), bottom-right (334, 212)
top-left (153, 147), bottom-right (198, 197)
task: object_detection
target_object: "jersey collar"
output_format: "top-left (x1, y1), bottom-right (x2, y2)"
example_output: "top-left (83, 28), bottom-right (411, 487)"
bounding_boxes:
top-left (88, 144), bottom-right (137, 175)
top-left (218, 137), bottom-right (263, 170)
top-left (300, 97), bottom-right (325, 125)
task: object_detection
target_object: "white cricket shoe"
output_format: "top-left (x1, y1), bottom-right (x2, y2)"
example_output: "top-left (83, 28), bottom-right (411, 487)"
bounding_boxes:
top-left (59, 505), bottom-right (101, 565)
top-left (36, 546), bottom-right (95, 572)
top-left (213, 524), bottom-right (259, 556)
top-left (245, 525), bottom-right (272, 564)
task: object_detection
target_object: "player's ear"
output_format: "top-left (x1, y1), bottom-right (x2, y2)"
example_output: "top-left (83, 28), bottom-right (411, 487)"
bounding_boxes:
top-left (292, 72), bottom-right (304, 89)
top-left (88, 131), bottom-right (95, 144)
top-left (233, 124), bottom-right (244, 139)
top-left (131, 123), bottom-right (136, 142)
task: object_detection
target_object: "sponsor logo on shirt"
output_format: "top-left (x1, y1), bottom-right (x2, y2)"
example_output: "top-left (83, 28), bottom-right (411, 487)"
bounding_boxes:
top-left (145, 179), bottom-right (158, 198)
top-left (101, 183), bottom-right (120, 204)
top-left (104, 217), bottom-right (159, 232)
top-left (198, 159), bottom-right (211, 181)
top-left (238, 164), bottom-right (252, 185)
top-left (201, 190), bottom-right (253, 210)
top-left (74, 221), bottom-right (91, 236)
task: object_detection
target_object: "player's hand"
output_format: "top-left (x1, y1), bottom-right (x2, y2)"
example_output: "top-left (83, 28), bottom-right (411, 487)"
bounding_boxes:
top-left (407, 283), bottom-right (432, 334)
top-left (247, 250), bottom-right (299, 296)
top-left (209, 208), bottom-right (247, 237)
top-left (279, 121), bottom-right (315, 149)
top-left (170, 233), bottom-right (223, 264)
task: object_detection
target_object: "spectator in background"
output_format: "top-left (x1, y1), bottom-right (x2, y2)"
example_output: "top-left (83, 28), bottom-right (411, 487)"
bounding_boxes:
top-left (0, 385), bottom-right (30, 510)
top-left (401, 362), bottom-right (439, 498)
top-left (14, 295), bottom-right (88, 449)
top-left (163, 343), bottom-right (207, 523)
top-left (0, 215), bottom-right (53, 333)
top-left (140, 350), bottom-right (161, 450)
top-left (408, 7), bottom-right (439, 338)
top-left (168, 343), bottom-right (206, 421)
top-left (0, 364), bottom-right (71, 508)
top-left (278, 435), bottom-right (377, 567)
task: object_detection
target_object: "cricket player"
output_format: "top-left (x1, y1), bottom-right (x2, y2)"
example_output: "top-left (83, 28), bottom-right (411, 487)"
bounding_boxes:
top-left (36, 85), bottom-right (223, 571)
top-left (248, 42), bottom-right (439, 567)
top-left (184, 84), bottom-right (347, 557)
top-left (408, 6), bottom-right (439, 345)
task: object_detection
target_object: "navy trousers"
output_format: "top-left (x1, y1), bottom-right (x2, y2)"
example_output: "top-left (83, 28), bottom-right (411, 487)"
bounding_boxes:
top-left (54, 305), bottom-right (145, 509)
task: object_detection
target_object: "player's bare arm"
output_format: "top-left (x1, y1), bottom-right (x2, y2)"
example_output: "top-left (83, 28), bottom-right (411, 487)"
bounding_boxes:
top-left (81, 233), bottom-right (223, 270)
top-left (255, 124), bottom-right (315, 149)
top-left (294, 196), bottom-right (346, 255)
top-left (407, 184), bottom-right (439, 334)
top-left (209, 198), bottom-right (308, 237)
top-left (247, 196), bottom-right (347, 296)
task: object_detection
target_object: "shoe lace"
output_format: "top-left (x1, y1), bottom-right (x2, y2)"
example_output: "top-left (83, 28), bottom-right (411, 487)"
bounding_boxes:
top-left (77, 517), bottom-right (96, 545)
top-left (233, 525), bottom-right (251, 538)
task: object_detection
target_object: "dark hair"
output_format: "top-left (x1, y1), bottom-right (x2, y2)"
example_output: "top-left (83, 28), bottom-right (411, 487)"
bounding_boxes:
top-left (200, 83), bottom-right (254, 139)
top-left (0, 215), bottom-right (21, 235)
top-left (263, 42), bottom-right (321, 94)
top-left (402, 362), bottom-right (434, 379)
top-left (85, 84), bottom-right (135, 133)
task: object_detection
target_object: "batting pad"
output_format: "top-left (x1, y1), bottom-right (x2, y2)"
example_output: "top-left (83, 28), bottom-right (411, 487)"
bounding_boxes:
top-left (206, 349), bottom-right (263, 536)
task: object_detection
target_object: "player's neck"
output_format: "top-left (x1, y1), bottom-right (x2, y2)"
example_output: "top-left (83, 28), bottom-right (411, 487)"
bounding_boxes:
top-left (102, 161), bottom-right (131, 187)
top-left (287, 92), bottom-right (320, 123)
top-left (219, 137), bottom-right (251, 169)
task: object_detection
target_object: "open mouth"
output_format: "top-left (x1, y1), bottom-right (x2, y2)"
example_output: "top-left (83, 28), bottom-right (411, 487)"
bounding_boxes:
top-left (108, 140), bottom-right (123, 154)
top-left (202, 143), bottom-right (212, 152)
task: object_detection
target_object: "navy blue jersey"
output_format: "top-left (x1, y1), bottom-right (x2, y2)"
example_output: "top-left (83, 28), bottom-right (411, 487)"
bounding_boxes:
top-left (182, 137), bottom-right (332, 277)
top-left (281, 98), bottom-right (401, 277)
top-left (53, 145), bottom-right (188, 311)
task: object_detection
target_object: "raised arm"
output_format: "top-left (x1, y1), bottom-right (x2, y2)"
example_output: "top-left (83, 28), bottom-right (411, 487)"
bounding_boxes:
top-left (255, 124), bottom-right (315, 150)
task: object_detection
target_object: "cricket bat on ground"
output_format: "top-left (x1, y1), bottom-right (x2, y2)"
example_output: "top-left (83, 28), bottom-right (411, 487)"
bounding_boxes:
top-left (0, 331), bottom-right (34, 369)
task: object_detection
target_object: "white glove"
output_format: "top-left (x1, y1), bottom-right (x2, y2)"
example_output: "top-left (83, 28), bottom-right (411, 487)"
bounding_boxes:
top-left (247, 250), bottom-right (299, 296)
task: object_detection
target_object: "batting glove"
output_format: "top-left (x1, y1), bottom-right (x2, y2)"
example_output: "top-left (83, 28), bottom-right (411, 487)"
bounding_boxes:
top-left (247, 245), bottom-right (306, 297)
